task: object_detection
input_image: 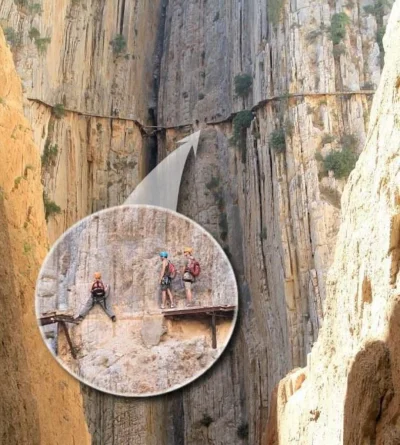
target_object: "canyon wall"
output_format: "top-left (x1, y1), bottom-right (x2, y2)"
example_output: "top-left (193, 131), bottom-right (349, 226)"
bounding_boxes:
top-left (0, 0), bottom-right (396, 443)
top-left (0, 0), bottom-right (165, 240)
top-left (0, 29), bottom-right (90, 445)
top-left (266, 1), bottom-right (400, 441)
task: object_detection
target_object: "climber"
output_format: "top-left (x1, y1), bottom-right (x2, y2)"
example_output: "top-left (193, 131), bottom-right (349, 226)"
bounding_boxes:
top-left (181, 247), bottom-right (201, 307)
top-left (75, 272), bottom-right (116, 322)
top-left (159, 251), bottom-right (176, 309)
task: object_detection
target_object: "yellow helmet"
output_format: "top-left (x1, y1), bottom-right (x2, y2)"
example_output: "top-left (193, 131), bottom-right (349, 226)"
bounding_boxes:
top-left (94, 272), bottom-right (102, 280)
top-left (183, 247), bottom-right (193, 254)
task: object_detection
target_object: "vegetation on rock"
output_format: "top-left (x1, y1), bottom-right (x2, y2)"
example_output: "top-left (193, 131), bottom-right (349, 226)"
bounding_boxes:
top-left (52, 103), bottom-right (65, 119)
top-left (234, 73), bottom-right (253, 98)
top-left (269, 128), bottom-right (286, 153)
top-left (329, 12), bottom-right (350, 45)
top-left (43, 193), bottom-right (61, 221)
top-left (110, 34), bottom-right (127, 55)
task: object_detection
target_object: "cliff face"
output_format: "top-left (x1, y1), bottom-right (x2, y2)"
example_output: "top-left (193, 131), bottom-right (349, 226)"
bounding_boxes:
top-left (0, 29), bottom-right (90, 445)
top-left (0, 0), bottom-right (164, 241)
top-left (0, 0), bottom-right (397, 443)
top-left (266, 1), bottom-right (400, 441)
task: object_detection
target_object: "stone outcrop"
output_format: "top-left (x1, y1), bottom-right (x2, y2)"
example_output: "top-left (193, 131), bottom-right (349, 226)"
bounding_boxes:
top-left (0, 29), bottom-right (90, 445)
top-left (37, 205), bottom-right (237, 396)
top-left (265, 1), bottom-right (400, 442)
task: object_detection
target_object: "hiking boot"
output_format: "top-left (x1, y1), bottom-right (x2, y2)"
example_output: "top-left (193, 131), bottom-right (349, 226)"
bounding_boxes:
top-left (160, 305), bottom-right (165, 309)
top-left (170, 304), bottom-right (175, 308)
top-left (111, 316), bottom-right (117, 322)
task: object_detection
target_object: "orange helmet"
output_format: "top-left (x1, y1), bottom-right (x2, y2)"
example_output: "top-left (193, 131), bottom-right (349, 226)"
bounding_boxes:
top-left (183, 247), bottom-right (193, 254)
top-left (94, 272), bottom-right (102, 280)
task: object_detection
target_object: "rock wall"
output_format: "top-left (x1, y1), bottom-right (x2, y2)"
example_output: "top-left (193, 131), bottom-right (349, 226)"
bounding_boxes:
top-left (0, 0), bottom-right (397, 442)
top-left (265, 0), bottom-right (400, 442)
top-left (0, 0), bottom-right (165, 241)
top-left (0, 29), bottom-right (90, 445)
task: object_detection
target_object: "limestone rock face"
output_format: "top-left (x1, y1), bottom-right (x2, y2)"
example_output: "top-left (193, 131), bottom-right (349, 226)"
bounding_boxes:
top-left (0, 0), bottom-right (397, 442)
top-left (37, 206), bottom-right (237, 396)
top-left (0, 0), bottom-right (165, 241)
top-left (0, 29), bottom-right (90, 445)
top-left (266, 1), bottom-right (400, 442)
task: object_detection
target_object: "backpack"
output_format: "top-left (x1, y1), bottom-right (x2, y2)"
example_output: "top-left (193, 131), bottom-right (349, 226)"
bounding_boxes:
top-left (167, 261), bottom-right (177, 279)
top-left (91, 280), bottom-right (106, 298)
top-left (188, 258), bottom-right (201, 277)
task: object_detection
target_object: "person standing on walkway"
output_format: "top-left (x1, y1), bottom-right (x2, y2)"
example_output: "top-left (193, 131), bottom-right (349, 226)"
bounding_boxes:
top-left (76, 272), bottom-right (116, 322)
top-left (181, 247), bottom-right (200, 307)
top-left (159, 252), bottom-right (176, 309)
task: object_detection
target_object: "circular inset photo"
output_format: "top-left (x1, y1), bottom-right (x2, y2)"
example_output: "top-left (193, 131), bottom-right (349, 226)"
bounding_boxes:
top-left (35, 205), bottom-right (238, 396)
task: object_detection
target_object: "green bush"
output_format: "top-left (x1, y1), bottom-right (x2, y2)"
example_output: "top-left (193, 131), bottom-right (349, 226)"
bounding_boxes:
top-left (231, 110), bottom-right (253, 149)
top-left (28, 27), bottom-right (40, 41)
top-left (110, 34), bottom-right (126, 55)
top-left (4, 27), bottom-right (22, 47)
top-left (35, 36), bottom-right (51, 54)
top-left (268, 0), bottom-right (284, 25)
top-left (52, 103), bottom-right (65, 119)
top-left (329, 13), bottom-right (350, 45)
top-left (43, 193), bottom-right (61, 221)
top-left (323, 147), bottom-right (358, 178)
top-left (234, 73), bottom-right (253, 98)
top-left (28, 3), bottom-right (42, 14)
top-left (41, 143), bottom-right (58, 166)
top-left (269, 128), bottom-right (286, 153)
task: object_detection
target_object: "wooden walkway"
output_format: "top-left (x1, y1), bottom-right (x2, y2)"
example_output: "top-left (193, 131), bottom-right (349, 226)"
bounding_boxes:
top-left (162, 305), bottom-right (236, 349)
top-left (39, 312), bottom-right (78, 359)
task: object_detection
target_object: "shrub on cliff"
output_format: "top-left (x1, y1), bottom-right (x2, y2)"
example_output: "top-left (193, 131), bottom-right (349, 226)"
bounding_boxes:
top-left (28, 27), bottom-right (40, 41)
top-left (110, 34), bottom-right (127, 55)
top-left (269, 128), bottom-right (286, 153)
top-left (329, 12), bottom-right (350, 45)
top-left (43, 193), bottom-right (61, 221)
top-left (231, 110), bottom-right (253, 147)
top-left (52, 103), bottom-right (65, 119)
top-left (234, 73), bottom-right (253, 98)
top-left (3, 27), bottom-right (22, 48)
top-left (323, 147), bottom-right (358, 178)
top-left (41, 143), bottom-right (58, 167)
top-left (35, 36), bottom-right (51, 54)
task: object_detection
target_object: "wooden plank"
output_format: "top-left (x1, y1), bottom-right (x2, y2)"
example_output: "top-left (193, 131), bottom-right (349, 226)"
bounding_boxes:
top-left (59, 321), bottom-right (77, 359)
top-left (39, 314), bottom-right (78, 326)
top-left (162, 305), bottom-right (235, 317)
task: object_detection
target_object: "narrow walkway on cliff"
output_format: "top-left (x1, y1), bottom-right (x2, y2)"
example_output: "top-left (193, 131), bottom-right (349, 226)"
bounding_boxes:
top-left (27, 88), bottom-right (376, 131)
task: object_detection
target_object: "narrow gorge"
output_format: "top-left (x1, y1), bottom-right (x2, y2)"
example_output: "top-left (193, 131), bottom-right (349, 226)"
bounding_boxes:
top-left (0, 0), bottom-right (398, 443)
